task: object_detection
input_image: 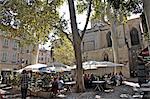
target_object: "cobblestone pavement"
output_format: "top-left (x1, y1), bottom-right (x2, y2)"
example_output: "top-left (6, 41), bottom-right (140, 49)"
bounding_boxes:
top-left (97, 85), bottom-right (134, 99)
top-left (65, 85), bottom-right (134, 99)
top-left (2, 84), bottom-right (135, 99)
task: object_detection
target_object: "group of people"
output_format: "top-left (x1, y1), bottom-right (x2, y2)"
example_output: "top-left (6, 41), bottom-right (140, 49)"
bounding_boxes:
top-left (50, 76), bottom-right (65, 96)
top-left (84, 73), bottom-right (96, 89)
top-left (11, 70), bottom-right (124, 99)
top-left (109, 72), bottom-right (124, 86)
top-left (20, 70), bottom-right (75, 99)
top-left (83, 71), bottom-right (124, 89)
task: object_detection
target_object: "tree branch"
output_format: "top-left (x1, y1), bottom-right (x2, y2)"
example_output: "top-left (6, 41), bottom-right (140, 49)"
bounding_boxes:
top-left (53, 25), bottom-right (73, 44)
top-left (61, 30), bottom-right (73, 44)
top-left (80, 0), bottom-right (92, 40)
top-left (102, 17), bottom-right (111, 26)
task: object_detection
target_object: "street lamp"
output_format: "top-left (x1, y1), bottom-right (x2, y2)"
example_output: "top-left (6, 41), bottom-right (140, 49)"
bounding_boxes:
top-left (50, 46), bottom-right (54, 62)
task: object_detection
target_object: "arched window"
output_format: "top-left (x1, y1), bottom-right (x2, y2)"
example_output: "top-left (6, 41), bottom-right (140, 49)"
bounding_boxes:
top-left (130, 27), bottom-right (140, 46)
top-left (106, 31), bottom-right (112, 47)
top-left (103, 53), bottom-right (109, 61)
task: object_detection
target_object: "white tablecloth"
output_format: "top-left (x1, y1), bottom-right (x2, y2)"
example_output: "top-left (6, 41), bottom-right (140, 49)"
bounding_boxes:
top-left (92, 81), bottom-right (105, 84)
top-left (64, 81), bottom-right (76, 85)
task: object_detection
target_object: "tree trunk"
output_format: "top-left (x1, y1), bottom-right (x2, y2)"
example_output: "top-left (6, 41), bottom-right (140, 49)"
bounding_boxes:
top-left (143, 0), bottom-right (150, 54)
top-left (31, 44), bottom-right (39, 64)
top-left (68, 0), bottom-right (85, 92)
top-left (143, 0), bottom-right (150, 31)
top-left (110, 10), bottom-right (119, 73)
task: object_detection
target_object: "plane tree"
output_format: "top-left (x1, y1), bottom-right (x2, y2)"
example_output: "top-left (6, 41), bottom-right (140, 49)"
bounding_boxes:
top-left (0, 0), bottom-right (63, 64)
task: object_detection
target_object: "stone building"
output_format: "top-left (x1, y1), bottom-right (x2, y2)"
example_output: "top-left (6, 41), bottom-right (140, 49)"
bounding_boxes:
top-left (82, 18), bottom-right (144, 77)
top-left (0, 31), bottom-right (51, 81)
top-left (0, 33), bottom-right (20, 77)
top-left (0, 33), bottom-right (34, 79)
top-left (38, 48), bottom-right (51, 64)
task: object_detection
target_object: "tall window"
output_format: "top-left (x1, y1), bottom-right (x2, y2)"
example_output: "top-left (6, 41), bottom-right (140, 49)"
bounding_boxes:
top-left (130, 27), bottom-right (140, 46)
top-left (12, 53), bottom-right (17, 62)
top-left (41, 57), bottom-right (43, 61)
top-left (3, 38), bottom-right (9, 47)
top-left (26, 60), bottom-right (28, 64)
top-left (2, 52), bottom-right (8, 62)
top-left (13, 40), bottom-right (18, 49)
top-left (106, 31), bottom-right (112, 47)
top-left (103, 53), bottom-right (109, 61)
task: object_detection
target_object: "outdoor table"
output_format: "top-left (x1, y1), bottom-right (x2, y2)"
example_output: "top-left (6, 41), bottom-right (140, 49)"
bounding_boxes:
top-left (0, 89), bottom-right (11, 98)
top-left (2, 86), bottom-right (12, 90)
top-left (92, 81), bottom-right (105, 91)
top-left (139, 88), bottom-right (150, 92)
top-left (0, 84), bottom-right (7, 89)
top-left (42, 84), bottom-right (52, 91)
top-left (141, 83), bottom-right (150, 87)
top-left (139, 88), bottom-right (150, 99)
top-left (64, 81), bottom-right (76, 92)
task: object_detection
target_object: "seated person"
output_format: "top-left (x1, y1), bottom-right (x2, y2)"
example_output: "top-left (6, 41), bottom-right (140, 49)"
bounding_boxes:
top-left (89, 74), bottom-right (96, 88)
top-left (51, 77), bottom-right (58, 95)
top-left (58, 77), bottom-right (64, 90)
top-left (84, 74), bottom-right (89, 89)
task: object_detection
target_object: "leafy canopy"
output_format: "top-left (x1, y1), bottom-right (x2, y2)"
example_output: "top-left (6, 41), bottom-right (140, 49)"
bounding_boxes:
top-left (53, 36), bottom-right (75, 65)
top-left (0, 0), bottom-right (64, 46)
top-left (77, 0), bottom-right (142, 24)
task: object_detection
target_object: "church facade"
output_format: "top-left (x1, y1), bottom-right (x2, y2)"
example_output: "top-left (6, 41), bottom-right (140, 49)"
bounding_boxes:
top-left (82, 18), bottom-right (145, 77)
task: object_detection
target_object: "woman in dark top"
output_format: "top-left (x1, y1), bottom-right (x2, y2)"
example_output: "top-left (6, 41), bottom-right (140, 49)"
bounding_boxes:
top-left (51, 77), bottom-right (58, 95)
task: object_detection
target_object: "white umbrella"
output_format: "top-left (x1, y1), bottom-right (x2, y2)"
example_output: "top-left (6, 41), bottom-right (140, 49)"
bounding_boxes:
top-left (70, 61), bottom-right (124, 70)
top-left (41, 66), bottom-right (55, 73)
top-left (16, 63), bottom-right (47, 73)
top-left (53, 67), bottom-right (71, 72)
top-left (48, 62), bottom-right (66, 67)
top-left (82, 61), bottom-right (100, 70)
top-left (96, 61), bottom-right (124, 67)
top-left (70, 61), bottom-right (99, 70)
top-left (48, 62), bottom-right (71, 72)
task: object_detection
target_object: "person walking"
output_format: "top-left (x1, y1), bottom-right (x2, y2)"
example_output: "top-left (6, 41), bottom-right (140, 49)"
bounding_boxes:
top-left (20, 70), bottom-right (29, 99)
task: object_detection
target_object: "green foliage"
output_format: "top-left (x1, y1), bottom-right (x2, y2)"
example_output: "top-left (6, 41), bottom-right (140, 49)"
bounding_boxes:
top-left (10, 75), bottom-right (20, 86)
top-left (77, 0), bottom-right (88, 14)
top-left (77, 0), bottom-right (106, 20)
top-left (53, 36), bottom-right (75, 65)
top-left (76, 0), bottom-right (142, 25)
top-left (0, 0), bottom-right (64, 46)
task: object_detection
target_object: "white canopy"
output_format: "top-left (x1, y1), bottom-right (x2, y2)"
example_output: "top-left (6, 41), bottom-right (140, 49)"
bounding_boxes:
top-left (53, 67), bottom-right (71, 72)
top-left (96, 61), bottom-right (124, 67)
top-left (48, 62), bottom-right (71, 72)
top-left (70, 61), bottom-right (124, 70)
top-left (16, 63), bottom-right (47, 73)
top-left (48, 62), bottom-right (68, 67)
top-left (38, 66), bottom-right (55, 73)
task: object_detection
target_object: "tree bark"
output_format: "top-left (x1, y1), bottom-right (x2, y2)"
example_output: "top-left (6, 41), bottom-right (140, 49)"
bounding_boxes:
top-left (68, 0), bottom-right (85, 92)
top-left (143, 0), bottom-right (150, 54)
top-left (110, 10), bottom-right (119, 73)
top-left (31, 44), bottom-right (39, 64)
top-left (143, 0), bottom-right (150, 31)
